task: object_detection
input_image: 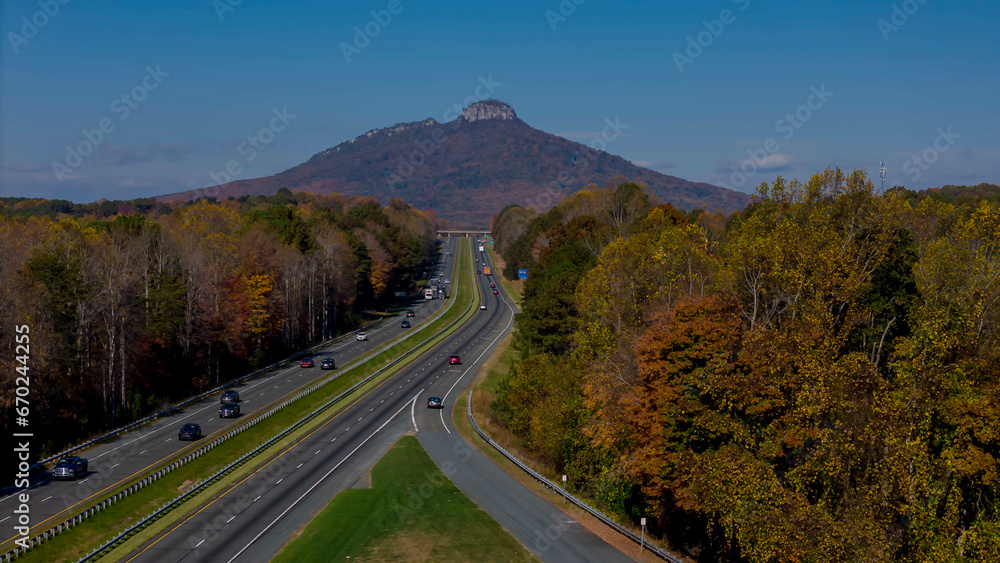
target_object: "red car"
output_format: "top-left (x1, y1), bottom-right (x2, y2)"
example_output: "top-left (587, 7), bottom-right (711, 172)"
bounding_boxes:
top-left (493, 289), bottom-right (499, 294)
top-left (300, 358), bottom-right (314, 368)
top-left (477, 270), bottom-right (481, 274)
top-left (448, 354), bottom-right (461, 365)
top-left (490, 282), bottom-right (496, 288)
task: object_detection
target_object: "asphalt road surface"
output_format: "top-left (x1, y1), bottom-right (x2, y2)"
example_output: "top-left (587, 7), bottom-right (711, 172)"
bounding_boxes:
top-left (120, 239), bottom-right (635, 563)
top-left (0, 239), bottom-right (458, 554)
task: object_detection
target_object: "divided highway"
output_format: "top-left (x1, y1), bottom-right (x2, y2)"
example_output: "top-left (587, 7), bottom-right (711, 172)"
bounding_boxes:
top-left (0, 238), bottom-right (459, 556)
top-left (120, 240), bottom-right (637, 563)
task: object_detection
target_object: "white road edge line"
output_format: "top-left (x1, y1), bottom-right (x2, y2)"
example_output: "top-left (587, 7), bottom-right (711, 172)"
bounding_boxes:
top-left (439, 287), bottom-right (515, 433)
top-left (227, 388), bottom-right (423, 563)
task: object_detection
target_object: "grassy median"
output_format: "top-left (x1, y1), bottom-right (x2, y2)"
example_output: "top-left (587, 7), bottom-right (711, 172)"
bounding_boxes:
top-left (16, 241), bottom-right (478, 563)
top-left (272, 436), bottom-right (536, 563)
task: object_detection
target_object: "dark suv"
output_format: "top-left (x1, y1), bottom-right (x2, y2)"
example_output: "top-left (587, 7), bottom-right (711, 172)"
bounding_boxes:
top-left (178, 423), bottom-right (202, 440)
top-left (221, 389), bottom-right (240, 404)
top-left (320, 357), bottom-right (336, 370)
top-left (220, 403), bottom-right (240, 418)
top-left (53, 456), bottom-right (88, 480)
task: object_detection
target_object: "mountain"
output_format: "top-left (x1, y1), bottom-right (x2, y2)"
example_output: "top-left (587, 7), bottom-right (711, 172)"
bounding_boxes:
top-left (157, 100), bottom-right (750, 225)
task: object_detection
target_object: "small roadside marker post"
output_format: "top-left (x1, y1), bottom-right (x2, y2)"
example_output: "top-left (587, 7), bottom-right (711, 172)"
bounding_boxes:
top-left (561, 474), bottom-right (567, 503)
top-left (641, 518), bottom-right (646, 553)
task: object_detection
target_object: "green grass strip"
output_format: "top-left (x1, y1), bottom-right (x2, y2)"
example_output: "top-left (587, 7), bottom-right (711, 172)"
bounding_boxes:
top-left (272, 436), bottom-right (536, 563)
top-left (17, 241), bottom-right (479, 563)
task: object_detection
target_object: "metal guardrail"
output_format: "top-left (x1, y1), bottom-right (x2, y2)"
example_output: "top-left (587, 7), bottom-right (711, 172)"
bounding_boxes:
top-left (3, 252), bottom-right (467, 561)
top-left (466, 390), bottom-right (683, 563)
top-left (63, 248), bottom-right (475, 562)
top-left (29, 319), bottom-right (383, 473)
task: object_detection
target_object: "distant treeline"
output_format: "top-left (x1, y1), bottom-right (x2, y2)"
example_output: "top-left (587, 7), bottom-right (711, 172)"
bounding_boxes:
top-left (491, 172), bottom-right (1000, 561)
top-left (0, 189), bottom-right (437, 457)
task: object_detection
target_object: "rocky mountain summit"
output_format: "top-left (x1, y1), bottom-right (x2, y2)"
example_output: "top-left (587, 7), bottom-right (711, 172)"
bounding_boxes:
top-left (461, 100), bottom-right (518, 122)
top-left (156, 101), bottom-right (749, 225)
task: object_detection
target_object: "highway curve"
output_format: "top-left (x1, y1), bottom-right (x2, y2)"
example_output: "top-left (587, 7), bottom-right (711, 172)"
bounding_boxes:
top-left (118, 239), bottom-right (637, 562)
top-left (0, 239), bottom-right (459, 556)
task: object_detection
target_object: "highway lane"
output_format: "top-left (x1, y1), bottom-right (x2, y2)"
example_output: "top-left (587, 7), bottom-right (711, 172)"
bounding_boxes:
top-left (416, 255), bottom-right (636, 562)
top-left (0, 238), bottom-right (458, 552)
top-left (123, 239), bottom-right (635, 563)
top-left (122, 238), bottom-right (522, 562)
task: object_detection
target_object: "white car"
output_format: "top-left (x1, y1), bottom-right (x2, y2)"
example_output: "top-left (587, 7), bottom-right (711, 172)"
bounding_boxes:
top-left (356, 332), bottom-right (368, 341)
top-left (479, 304), bottom-right (487, 311)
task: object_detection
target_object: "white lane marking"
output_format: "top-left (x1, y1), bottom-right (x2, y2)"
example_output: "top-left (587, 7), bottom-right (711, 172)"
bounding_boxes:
top-left (315, 450), bottom-right (321, 455)
top-left (276, 479), bottom-right (283, 484)
top-left (111, 463), bottom-right (120, 469)
top-left (228, 391), bottom-right (421, 563)
top-left (0, 517), bottom-right (9, 523)
top-left (254, 496), bottom-right (261, 502)
top-left (439, 288), bottom-right (516, 434)
top-left (297, 463), bottom-right (303, 469)
top-left (228, 516), bottom-right (236, 522)
top-left (139, 450), bottom-right (147, 455)
top-left (410, 390), bottom-right (423, 432)
top-left (164, 438), bottom-right (172, 442)
top-left (197, 539), bottom-right (206, 547)
top-left (41, 496), bottom-right (52, 502)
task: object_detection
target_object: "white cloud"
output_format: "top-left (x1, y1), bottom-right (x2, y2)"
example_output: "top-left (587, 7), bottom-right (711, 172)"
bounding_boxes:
top-left (738, 152), bottom-right (794, 172)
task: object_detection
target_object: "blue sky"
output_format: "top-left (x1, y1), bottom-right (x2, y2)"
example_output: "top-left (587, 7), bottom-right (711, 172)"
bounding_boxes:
top-left (1, 0), bottom-right (998, 202)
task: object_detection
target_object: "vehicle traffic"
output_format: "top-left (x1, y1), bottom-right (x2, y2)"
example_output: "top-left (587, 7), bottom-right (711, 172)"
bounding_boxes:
top-left (220, 403), bottom-right (240, 418)
top-left (356, 332), bottom-right (368, 341)
top-left (52, 456), bottom-right (88, 480)
top-left (221, 389), bottom-right (240, 404)
top-left (320, 357), bottom-right (336, 370)
top-left (427, 396), bottom-right (443, 409)
top-left (178, 423), bottom-right (202, 440)
top-left (300, 358), bottom-right (314, 368)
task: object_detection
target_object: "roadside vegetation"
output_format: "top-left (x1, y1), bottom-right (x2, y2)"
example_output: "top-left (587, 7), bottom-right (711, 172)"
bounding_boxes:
top-left (17, 242), bottom-right (473, 562)
top-left (0, 190), bottom-right (437, 458)
top-left (272, 435), bottom-right (535, 563)
top-left (488, 172), bottom-right (1000, 561)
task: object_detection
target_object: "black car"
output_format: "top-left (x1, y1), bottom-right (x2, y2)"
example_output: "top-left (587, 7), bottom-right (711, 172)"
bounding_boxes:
top-left (406, 309), bottom-right (415, 317)
top-left (320, 357), bottom-right (336, 370)
top-left (427, 396), bottom-right (443, 409)
top-left (401, 319), bottom-right (411, 328)
top-left (53, 456), bottom-right (88, 480)
top-left (178, 423), bottom-right (202, 440)
top-left (220, 403), bottom-right (240, 418)
top-left (221, 389), bottom-right (240, 404)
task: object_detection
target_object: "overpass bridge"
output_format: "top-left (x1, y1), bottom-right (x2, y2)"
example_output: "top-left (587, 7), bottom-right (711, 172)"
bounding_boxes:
top-left (438, 229), bottom-right (491, 237)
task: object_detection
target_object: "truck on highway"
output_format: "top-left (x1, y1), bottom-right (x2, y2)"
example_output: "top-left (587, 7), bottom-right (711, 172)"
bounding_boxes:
top-left (424, 288), bottom-right (435, 300)
top-left (483, 266), bottom-right (491, 275)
